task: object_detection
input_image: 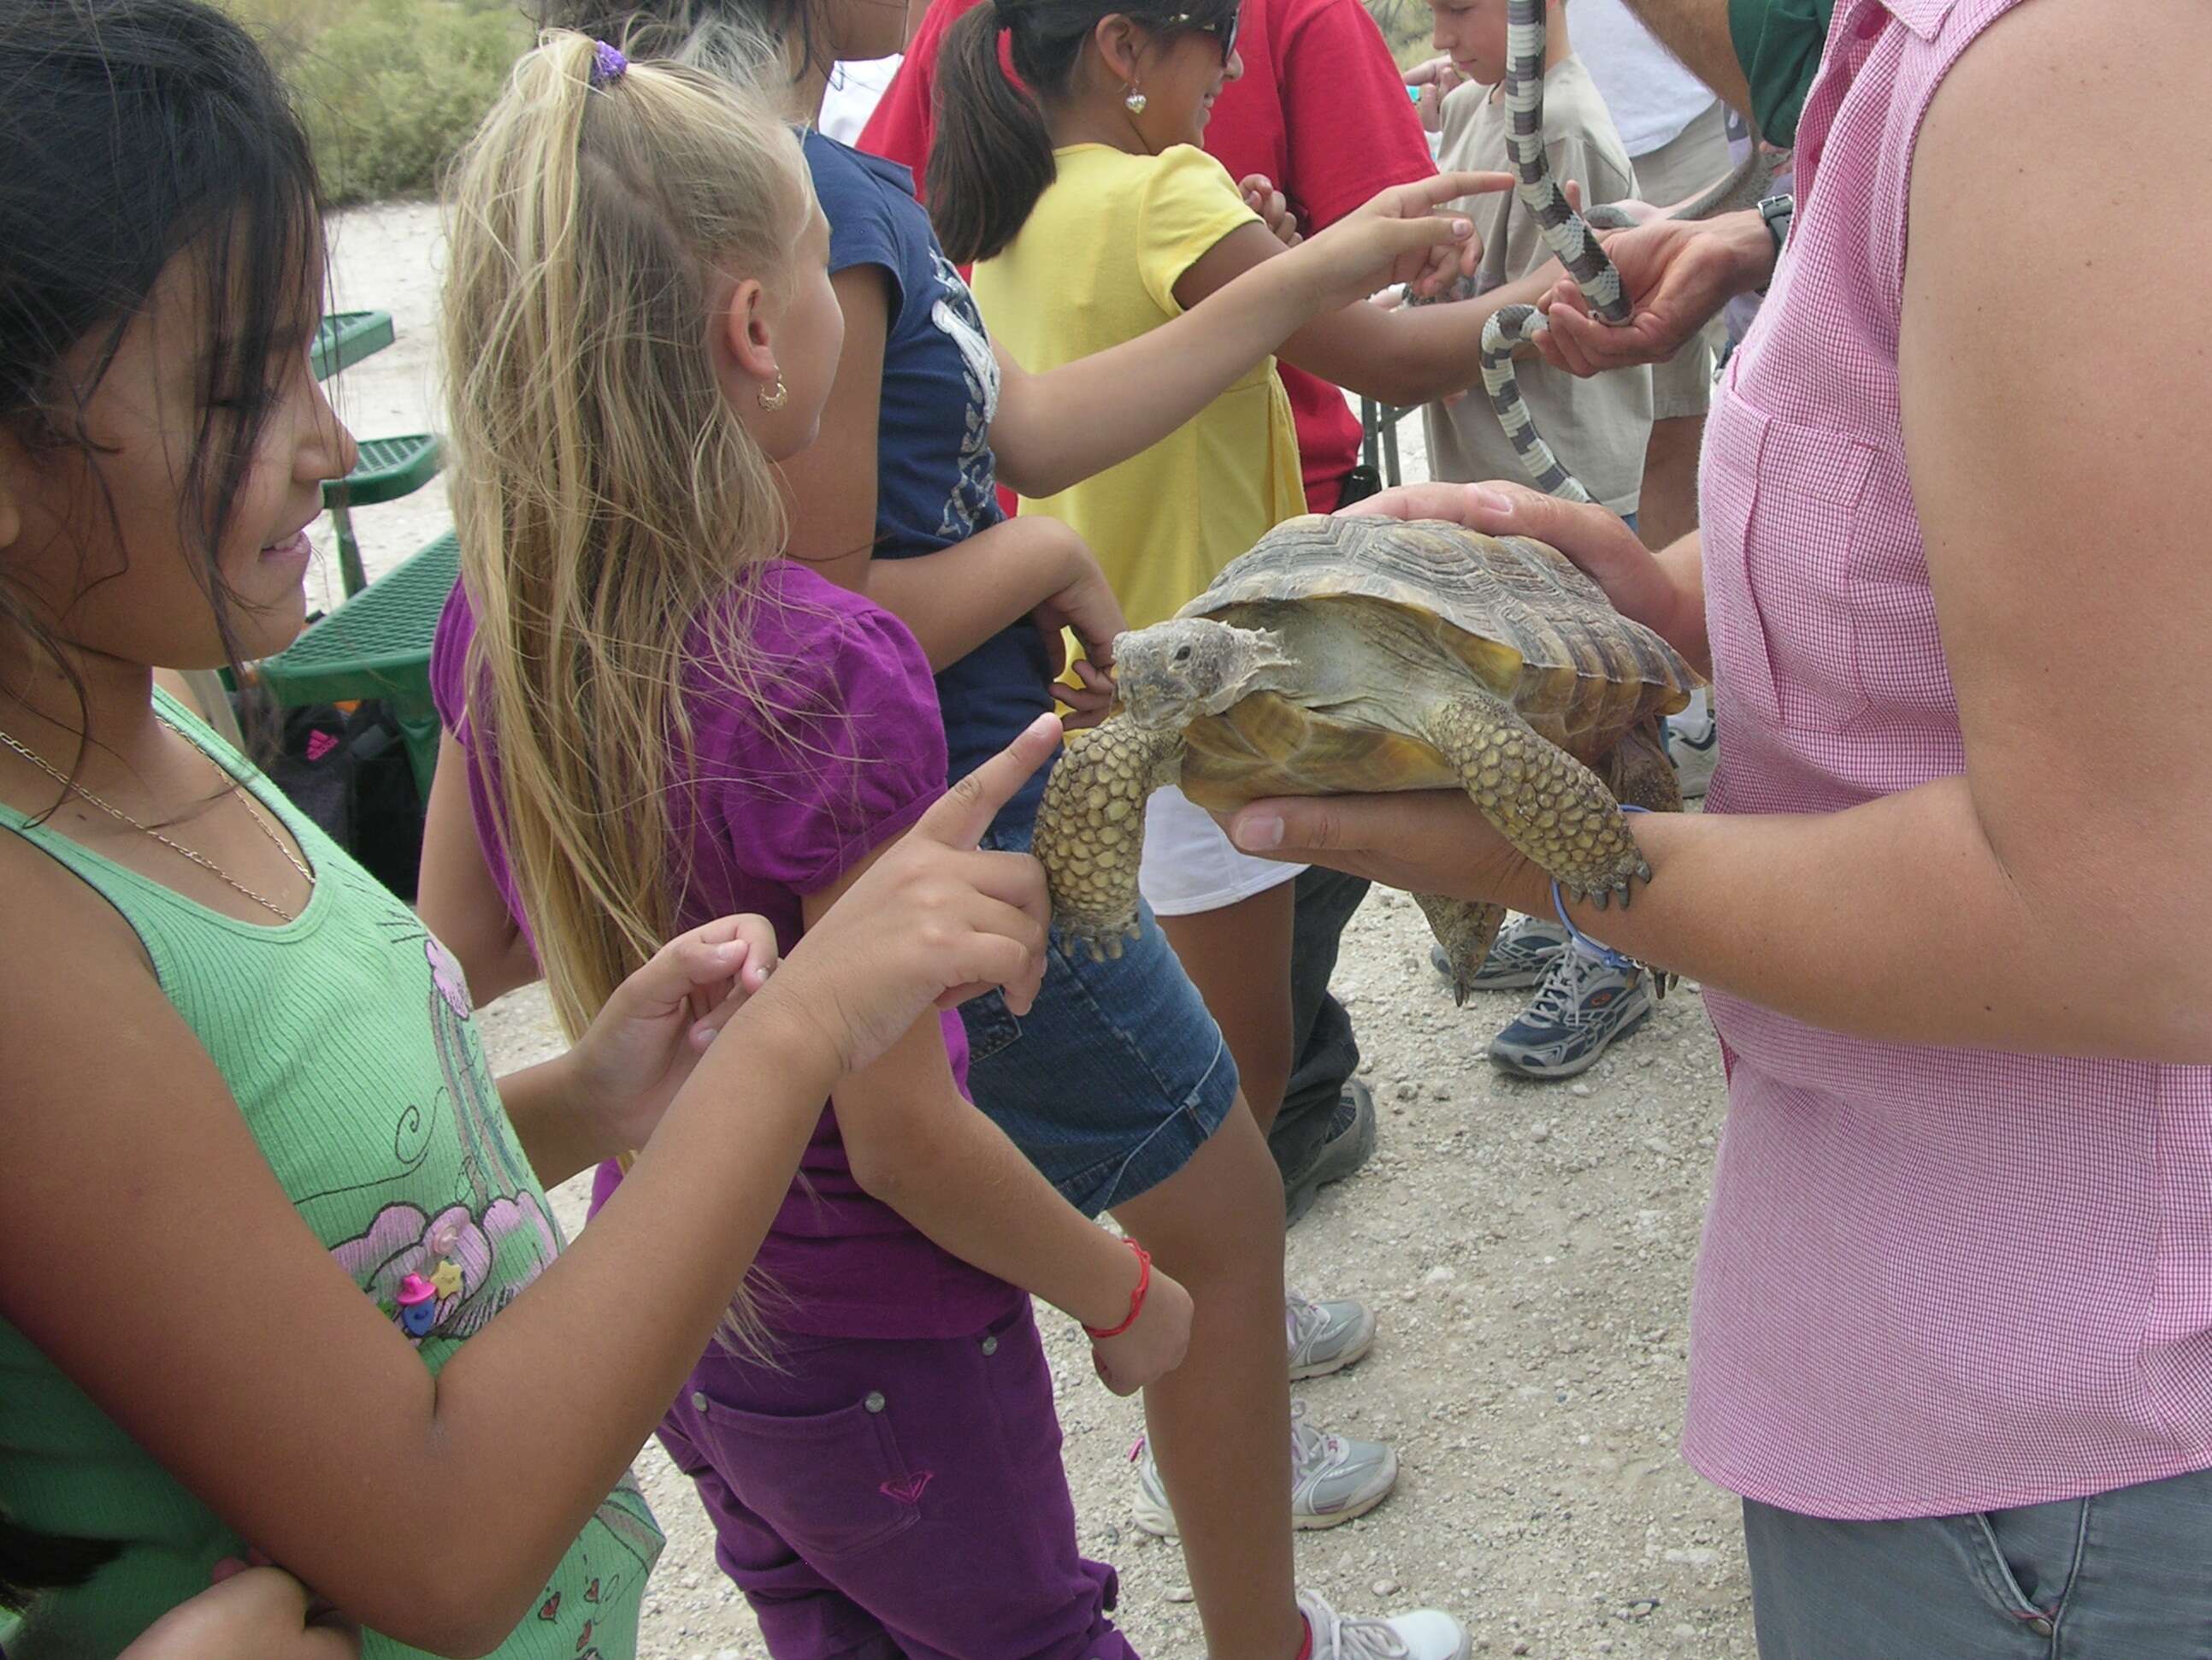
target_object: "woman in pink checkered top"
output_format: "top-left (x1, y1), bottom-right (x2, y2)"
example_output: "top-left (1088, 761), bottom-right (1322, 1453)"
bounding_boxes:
top-left (1216, 0), bottom-right (2212, 1652)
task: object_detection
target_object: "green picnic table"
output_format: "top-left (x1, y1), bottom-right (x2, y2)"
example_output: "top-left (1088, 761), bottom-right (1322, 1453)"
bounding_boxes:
top-left (251, 312), bottom-right (454, 799)
top-left (253, 530), bottom-right (460, 798)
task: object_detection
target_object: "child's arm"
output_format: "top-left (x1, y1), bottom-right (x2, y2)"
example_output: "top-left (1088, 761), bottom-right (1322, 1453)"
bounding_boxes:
top-left (416, 734), bottom-right (535, 1006)
top-left (796, 854), bottom-right (1189, 1388)
top-left (1174, 219), bottom-right (1568, 408)
top-left (798, 178), bottom-right (1499, 668)
top-left (0, 725), bottom-right (1057, 1657)
top-left (858, 513), bottom-right (1124, 687)
top-left (987, 172), bottom-right (1509, 498)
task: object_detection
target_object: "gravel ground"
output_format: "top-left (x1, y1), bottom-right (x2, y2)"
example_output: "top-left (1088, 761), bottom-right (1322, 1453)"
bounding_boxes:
top-left (332, 200), bottom-right (1756, 1658)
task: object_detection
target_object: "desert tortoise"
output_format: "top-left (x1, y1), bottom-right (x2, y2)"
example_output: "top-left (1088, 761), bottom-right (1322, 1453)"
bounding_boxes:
top-left (1033, 513), bottom-right (1702, 1001)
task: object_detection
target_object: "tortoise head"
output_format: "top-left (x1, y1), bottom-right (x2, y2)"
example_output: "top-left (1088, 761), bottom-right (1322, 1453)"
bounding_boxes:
top-left (1112, 617), bottom-right (1296, 731)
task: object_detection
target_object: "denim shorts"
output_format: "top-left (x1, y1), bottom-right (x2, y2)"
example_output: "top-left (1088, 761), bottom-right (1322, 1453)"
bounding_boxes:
top-left (961, 813), bottom-right (1240, 1218)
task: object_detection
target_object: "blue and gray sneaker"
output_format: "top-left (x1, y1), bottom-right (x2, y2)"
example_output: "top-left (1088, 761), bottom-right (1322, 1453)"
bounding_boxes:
top-left (1487, 940), bottom-right (1654, 1079)
top-left (1429, 913), bottom-right (1571, 991)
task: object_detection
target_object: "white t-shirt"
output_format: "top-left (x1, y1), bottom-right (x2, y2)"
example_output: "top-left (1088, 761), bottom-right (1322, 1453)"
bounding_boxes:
top-left (817, 56), bottom-right (901, 145)
top-left (1567, 0), bottom-right (1716, 157)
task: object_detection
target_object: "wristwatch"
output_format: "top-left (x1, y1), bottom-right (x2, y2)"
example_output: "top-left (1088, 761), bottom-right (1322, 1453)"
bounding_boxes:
top-left (1756, 192), bottom-right (1796, 281)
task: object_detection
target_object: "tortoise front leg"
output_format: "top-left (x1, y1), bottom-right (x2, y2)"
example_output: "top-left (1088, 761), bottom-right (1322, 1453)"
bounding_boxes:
top-left (1419, 689), bottom-right (1652, 908)
top-left (1414, 894), bottom-right (1506, 1008)
top-left (1035, 716), bottom-right (1185, 960)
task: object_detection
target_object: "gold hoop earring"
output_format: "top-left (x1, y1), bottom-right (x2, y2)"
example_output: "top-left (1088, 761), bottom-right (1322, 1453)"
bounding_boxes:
top-left (758, 375), bottom-right (788, 412)
top-left (1124, 88), bottom-right (1147, 114)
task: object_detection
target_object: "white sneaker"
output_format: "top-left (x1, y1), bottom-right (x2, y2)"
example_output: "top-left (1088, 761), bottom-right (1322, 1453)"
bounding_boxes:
top-left (1287, 1288), bottom-right (1377, 1380)
top-left (1131, 1402), bottom-right (1398, 1538)
top-left (1666, 687), bottom-right (1717, 800)
top-left (1299, 1586), bottom-right (1471, 1660)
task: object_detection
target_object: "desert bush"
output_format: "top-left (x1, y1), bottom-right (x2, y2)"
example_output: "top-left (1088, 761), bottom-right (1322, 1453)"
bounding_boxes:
top-left (221, 0), bottom-right (531, 204)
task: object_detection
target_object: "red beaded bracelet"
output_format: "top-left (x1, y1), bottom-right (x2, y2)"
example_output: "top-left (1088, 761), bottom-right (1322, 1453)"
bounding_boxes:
top-left (1082, 1238), bottom-right (1153, 1341)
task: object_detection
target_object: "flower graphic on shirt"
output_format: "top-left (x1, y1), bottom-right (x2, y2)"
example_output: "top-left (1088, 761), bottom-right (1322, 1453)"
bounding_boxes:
top-left (929, 249), bottom-right (1002, 541)
top-left (333, 1194), bottom-right (561, 1344)
top-left (425, 934), bottom-right (472, 1021)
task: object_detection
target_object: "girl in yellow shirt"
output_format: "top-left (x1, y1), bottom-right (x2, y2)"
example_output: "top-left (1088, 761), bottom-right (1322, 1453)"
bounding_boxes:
top-left (935, 1), bottom-right (1554, 1214)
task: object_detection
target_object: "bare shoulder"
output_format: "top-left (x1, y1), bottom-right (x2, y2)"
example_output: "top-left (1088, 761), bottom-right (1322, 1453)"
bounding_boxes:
top-left (0, 824), bottom-right (157, 1010)
top-left (1917, 0), bottom-right (2212, 206)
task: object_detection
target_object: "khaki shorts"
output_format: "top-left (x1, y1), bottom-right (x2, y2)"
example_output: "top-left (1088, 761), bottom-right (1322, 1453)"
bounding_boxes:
top-left (1631, 100), bottom-right (1732, 421)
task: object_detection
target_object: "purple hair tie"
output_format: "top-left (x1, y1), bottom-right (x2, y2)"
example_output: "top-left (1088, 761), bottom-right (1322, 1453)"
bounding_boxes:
top-left (590, 40), bottom-right (628, 86)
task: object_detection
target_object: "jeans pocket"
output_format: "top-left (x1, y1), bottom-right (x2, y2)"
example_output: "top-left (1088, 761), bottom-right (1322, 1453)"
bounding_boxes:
top-left (1957, 1501), bottom-right (2085, 1635)
top-left (689, 1386), bottom-right (923, 1558)
top-left (959, 988), bottom-right (1023, 1063)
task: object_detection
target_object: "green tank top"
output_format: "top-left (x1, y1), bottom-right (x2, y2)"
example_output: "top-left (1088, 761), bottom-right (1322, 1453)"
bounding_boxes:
top-left (0, 694), bottom-right (660, 1659)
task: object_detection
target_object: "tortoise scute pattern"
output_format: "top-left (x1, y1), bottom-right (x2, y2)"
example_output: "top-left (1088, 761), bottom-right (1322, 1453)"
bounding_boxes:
top-left (1037, 719), bottom-right (1182, 960)
top-left (1032, 514), bottom-right (1702, 1001)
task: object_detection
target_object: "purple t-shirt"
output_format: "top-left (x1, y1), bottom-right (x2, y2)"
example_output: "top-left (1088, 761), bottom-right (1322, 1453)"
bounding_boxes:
top-left (431, 559), bottom-right (1021, 1339)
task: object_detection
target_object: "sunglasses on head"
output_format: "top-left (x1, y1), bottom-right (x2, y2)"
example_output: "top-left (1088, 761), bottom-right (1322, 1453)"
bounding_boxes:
top-left (1167, 7), bottom-right (1238, 60)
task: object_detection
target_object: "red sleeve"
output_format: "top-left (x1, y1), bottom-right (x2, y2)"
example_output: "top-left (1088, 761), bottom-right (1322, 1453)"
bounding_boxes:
top-left (858, 0), bottom-right (990, 192)
top-left (1276, 0), bottom-right (1436, 230)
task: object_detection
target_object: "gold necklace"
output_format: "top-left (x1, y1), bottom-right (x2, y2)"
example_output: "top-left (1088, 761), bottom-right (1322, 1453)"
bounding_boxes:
top-left (0, 718), bottom-right (312, 922)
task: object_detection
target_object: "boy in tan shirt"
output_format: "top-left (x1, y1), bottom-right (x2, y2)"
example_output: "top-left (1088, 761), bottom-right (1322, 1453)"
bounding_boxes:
top-left (1421, 0), bottom-right (1661, 1079)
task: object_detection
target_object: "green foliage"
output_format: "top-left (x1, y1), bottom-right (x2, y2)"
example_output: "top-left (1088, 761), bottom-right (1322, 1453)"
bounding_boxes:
top-left (221, 0), bottom-right (532, 205)
top-left (1364, 0), bottom-right (1436, 68)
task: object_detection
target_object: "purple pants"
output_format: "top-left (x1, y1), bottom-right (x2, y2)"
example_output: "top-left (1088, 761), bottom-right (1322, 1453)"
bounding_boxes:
top-left (656, 1297), bottom-right (1139, 1660)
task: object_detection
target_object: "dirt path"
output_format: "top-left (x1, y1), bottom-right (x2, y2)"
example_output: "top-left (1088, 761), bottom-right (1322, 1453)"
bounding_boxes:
top-left (334, 198), bottom-right (1758, 1658)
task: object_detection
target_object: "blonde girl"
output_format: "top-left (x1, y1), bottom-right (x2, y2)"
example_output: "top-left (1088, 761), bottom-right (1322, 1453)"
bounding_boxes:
top-left (428, 35), bottom-right (1200, 1660)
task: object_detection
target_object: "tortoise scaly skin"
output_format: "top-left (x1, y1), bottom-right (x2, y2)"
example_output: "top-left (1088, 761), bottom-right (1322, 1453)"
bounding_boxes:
top-left (1032, 514), bottom-right (1702, 1001)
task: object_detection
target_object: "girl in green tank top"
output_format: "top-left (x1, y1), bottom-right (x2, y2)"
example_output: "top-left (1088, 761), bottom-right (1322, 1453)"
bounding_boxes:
top-left (0, 5), bottom-right (1061, 1653)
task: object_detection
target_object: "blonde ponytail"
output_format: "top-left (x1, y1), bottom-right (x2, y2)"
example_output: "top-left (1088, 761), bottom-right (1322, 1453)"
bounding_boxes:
top-left (441, 32), bottom-right (808, 1043)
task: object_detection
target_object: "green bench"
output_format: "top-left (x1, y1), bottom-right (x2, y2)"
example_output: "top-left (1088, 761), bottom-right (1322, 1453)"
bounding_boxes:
top-left (324, 433), bottom-right (442, 596)
top-left (310, 310), bottom-right (396, 380)
top-left (253, 530), bottom-right (460, 797)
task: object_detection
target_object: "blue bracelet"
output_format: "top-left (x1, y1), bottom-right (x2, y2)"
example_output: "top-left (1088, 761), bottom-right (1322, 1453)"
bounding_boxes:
top-left (1548, 805), bottom-right (1652, 971)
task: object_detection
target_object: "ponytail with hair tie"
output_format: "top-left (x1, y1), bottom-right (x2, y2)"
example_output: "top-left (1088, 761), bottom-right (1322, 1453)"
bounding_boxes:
top-left (926, 0), bottom-right (1238, 264)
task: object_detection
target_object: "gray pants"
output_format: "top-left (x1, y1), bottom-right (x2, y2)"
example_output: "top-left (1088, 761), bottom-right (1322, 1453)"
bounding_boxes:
top-left (1744, 1467), bottom-right (2212, 1657)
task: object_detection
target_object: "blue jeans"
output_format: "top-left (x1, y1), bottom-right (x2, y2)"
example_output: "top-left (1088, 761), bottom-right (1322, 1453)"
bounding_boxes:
top-left (960, 814), bottom-right (1240, 1219)
top-left (1743, 1467), bottom-right (2212, 1657)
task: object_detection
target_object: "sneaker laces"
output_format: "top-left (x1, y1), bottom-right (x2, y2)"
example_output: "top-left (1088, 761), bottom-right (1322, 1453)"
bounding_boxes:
top-left (1285, 1288), bottom-right (1322, 1350)
top-left (1523, 944), bottom-right (1627, 1029)
top-left (1300, 1590), bottom-right (1414, 1659)
top-left (1289, 1399), bottom-right (1346, 1475)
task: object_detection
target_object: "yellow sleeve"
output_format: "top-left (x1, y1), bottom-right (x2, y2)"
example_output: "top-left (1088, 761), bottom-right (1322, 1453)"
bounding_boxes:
top-left (1135, 144), bottom-right (1264, 316)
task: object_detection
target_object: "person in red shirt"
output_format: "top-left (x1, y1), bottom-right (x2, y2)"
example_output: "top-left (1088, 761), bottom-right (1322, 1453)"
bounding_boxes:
top-left (863, 0), bottom-right (1437, 1230)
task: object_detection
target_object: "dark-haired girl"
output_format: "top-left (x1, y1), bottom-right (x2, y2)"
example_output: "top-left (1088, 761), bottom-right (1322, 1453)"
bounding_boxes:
top-left (931, 20), bottom-right (1570, 1597)
top-left (0, 3), bottom-right (1065, 1655)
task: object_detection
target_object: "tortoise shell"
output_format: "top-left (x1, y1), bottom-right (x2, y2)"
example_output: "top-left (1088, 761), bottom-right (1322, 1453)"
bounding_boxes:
top-left (1164, 513), bottom-right (1699, 808)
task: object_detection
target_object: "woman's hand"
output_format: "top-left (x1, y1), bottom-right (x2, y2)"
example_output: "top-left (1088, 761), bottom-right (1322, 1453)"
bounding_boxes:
top-left (122, 1563), bottom-right (358, 1660)
top-left (1341, 479), bottom-right (1704, 659)
top-left (1532, 210), bottom-right (1773, 375)
top-left (563, 913), bottom-right (782, 1153)
top-left (1089, 1253), bottom-right (1194, 1397)
top-left (749, 717), bottom-right (1060, 1077)
top-left (1220, 788), bottom-right (1537, 909)
top-left (1240, 174), bottom-right (1301, 245)
top-left (1287, 170), bottom-right (1513, 309)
